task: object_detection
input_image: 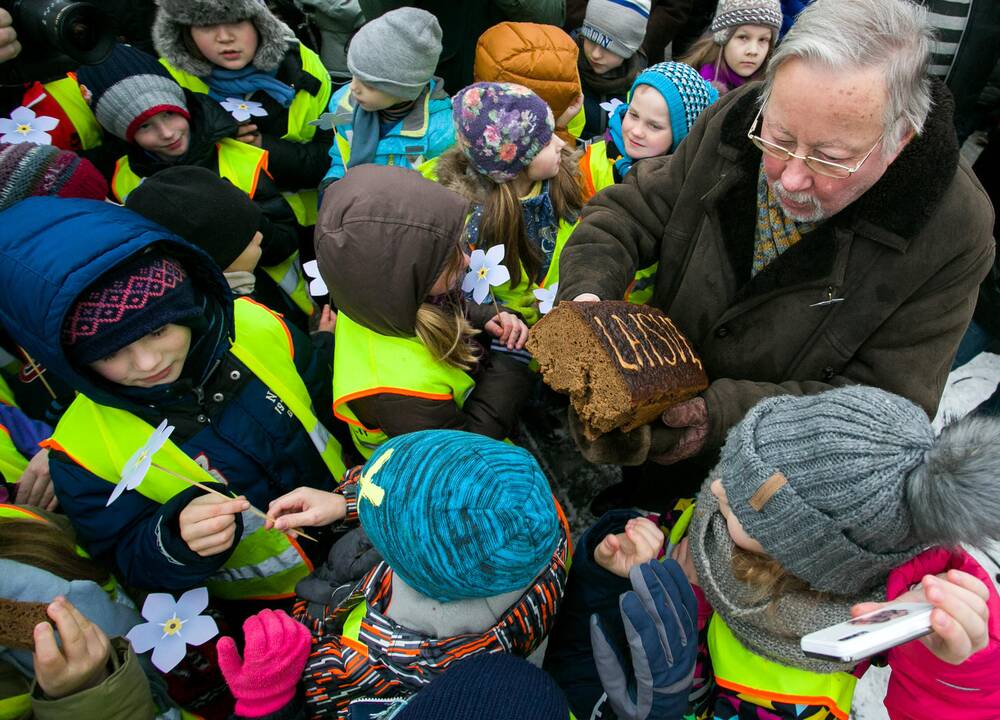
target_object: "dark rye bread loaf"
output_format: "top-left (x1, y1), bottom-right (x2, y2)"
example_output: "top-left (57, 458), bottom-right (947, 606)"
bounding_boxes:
top-left (528, 301), bottom-right (709, 439)
top-left (0, 599), bottom-right (50, 650)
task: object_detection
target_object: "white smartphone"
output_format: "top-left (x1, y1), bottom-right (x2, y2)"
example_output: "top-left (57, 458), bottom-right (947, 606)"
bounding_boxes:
top-left (800, 602), bottom-right (934, 663)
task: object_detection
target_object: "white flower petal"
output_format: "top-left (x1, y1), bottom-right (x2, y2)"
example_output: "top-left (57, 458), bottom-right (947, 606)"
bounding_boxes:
top-left (150, 633), bottom-right (187, 673)
top-left (123, 455), bottom-right (151, 490)
top-left (472, 279), bottom-right (490, 304)
top-left (484, 244), bottom-right (506, 266)
top-left (468, 248), bottom-right (487, 269)
top-left (233, 109), bottom-right (251, 122)
top-left (539, 299), bottom-right (554, 314)
top-left (9, 106), bottom-right (35, 124)
top-left (31, 115), bottom-right (59, 132)
top-left (0, 119), bottom-right (17, 133)
top-left (24, 130), bottom-right (52, 145)
top-left (126, 621), bottom-right (164, 653)
top-left (174, 587), bottom-right (209, 620)
top-left (249, 106), bottom-right (268, 117)
top-left (105, 479), bottom-right (130, 507)
top-left (309, 277), bottom-right (328, 296)
top-left (140, 593), bottom-right (178, 624)
top-left (302, 260), bottom-right (320, 279)
top-left (461, 268), bottom-right (478, 293)
top-left (486, 264), bottom-right (510, 287)
top-left (179, 615), bottom-right (218, 646)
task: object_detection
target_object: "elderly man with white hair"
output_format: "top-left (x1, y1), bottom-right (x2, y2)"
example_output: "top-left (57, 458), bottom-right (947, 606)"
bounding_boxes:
top-left (555, 0), bottom-right (996, 509)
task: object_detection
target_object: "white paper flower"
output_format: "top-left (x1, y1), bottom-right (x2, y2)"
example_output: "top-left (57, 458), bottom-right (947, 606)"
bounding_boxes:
top-left (302, 259), bottom-right (328, 296)
top-left (126, 587), bottom-right (218, 673)
top-left (107, 419), bottom-right (174, 506)
top-left (533, 282), bottom-right (558, 315)
top-left (462, 245), bottom-right (511, 304)
top-left (220, 98), bottom-right (268, 123)
top-left (0, 106), bottom-right (59, 145)
top-left (599, 98), bottom-right (624, 119)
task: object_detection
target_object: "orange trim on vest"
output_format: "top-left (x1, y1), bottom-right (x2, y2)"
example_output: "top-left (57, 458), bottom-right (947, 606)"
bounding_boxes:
top-left (714, 677), bottom-right (850, 720)
top-left (0, 503), bottom-right (46, 522)
top-left (553, 495), bottom-right (573, 556)
top-left (333, 387), bottom-right (455, 430)
top-left (0, 424), bottom-right (9, 437)
top-left (238, 298), bottom-right (293, 359)
top-left (579, 147), bottom-right (597, 201)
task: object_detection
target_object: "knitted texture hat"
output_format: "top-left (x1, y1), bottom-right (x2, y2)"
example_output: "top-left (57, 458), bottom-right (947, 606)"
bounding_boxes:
top-left (153, 0), bottom-right (294, 76)
top-left (714, 386), bottom-right (1000, 594)
top-left (452, 82), bottom-right (554, 184)
top-left (630, 62), bottom-right (719, 152)
top-left (580, 0), bottom-right (652, 60)
top-left (0, 143), bottom-right (107, 211)
top-left (77, 43), bottom-right (189, 142)
top-left (357, 430), bottom-right (561, 603)
top-left (394, 653), bottom-right (570, 720)
top-left (125, 167), bottom-right (262, 271)
top-left (62, 251), bottom-right (202, 364)
top-left (710, 0), bottom-right (782, 45)
top-left (347, 8), bottom-right (442, 102)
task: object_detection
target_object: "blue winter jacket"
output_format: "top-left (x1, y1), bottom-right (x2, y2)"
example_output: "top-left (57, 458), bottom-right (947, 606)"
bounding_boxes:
top-left (320, 78), bottom-right (455, 186)
top-left (0, 198), bottom-right (337, 592)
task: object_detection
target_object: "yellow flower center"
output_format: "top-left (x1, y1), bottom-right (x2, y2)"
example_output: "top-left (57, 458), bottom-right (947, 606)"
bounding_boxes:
top-left (16, 124), bottom-right (31, 134)
top-left (162, 616), bottom-right (184, 636)
top-left (477, 267), bottom-right (489, 280)
top-left (238, 103), bottom-right (248, 110)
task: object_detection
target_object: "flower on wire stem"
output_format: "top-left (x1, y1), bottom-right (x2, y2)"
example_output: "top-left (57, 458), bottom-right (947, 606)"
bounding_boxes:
top-left (126, 587), bottom-right (218, 673)
top-left (107, 419), bottom-right (174, 507)
top-left (462, 245), bottom-right (510, 305)
top-left (0, 106), bottom-right (59, 145)
top-left (220, 98), bottom-right (268, 123)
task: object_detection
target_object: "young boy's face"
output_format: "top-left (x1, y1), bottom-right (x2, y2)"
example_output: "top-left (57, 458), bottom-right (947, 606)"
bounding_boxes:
top-left (621, 85), bottom-right (673, 159)
top-left (723, 24), bottom-right (772, 78)
top-left (190, 20), bottom-right (259, 71)
top-left (90, 324), bottom-right (192, 387)
top-left (225, 231), bottom-right (264, 274)
top-left (349, 78), bottom-right (405, 112)
top-left (582, 38), bottom-right (626, 75)
top-left (133, 112), bottom-right (191, 160)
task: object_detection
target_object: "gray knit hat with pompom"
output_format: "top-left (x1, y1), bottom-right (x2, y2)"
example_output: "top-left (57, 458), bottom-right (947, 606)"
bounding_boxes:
top-left (713, 385), bottom-right (1000, 594)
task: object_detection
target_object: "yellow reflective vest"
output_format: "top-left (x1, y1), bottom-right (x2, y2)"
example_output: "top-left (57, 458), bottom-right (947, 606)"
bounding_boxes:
top-left (491, 218), bottom-right (576, 326)
top-left (160, 43), bottom-right (331, 228)
top-left (41, 298), bottom-right (346, 600)
top-left (332, 312), bottom-right (475, 458)
top-left (111, 139), bottom-right (313, 318)
top-left (44, 75), bottom-right (103, 150)
top-left (0, 376), bottom-right (27, 485)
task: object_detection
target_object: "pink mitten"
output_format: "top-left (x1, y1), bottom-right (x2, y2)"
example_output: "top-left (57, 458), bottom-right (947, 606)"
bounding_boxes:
top-left (217, 609), bottom-right (312, 717)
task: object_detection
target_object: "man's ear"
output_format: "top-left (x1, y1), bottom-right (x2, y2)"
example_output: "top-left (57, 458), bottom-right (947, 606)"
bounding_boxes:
top-left (885, 126), bottom-right (917, 164)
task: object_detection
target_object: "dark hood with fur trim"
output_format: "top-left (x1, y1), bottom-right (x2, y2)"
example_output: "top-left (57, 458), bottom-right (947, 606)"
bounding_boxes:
top-left (315, 165), bottom-right (470, 337)
top-left (153, 0), bottom-right (295, 76)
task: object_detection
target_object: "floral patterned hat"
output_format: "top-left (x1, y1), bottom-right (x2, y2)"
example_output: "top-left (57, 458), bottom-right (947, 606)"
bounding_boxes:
top-left (451, 82), bottom-right (555, 184)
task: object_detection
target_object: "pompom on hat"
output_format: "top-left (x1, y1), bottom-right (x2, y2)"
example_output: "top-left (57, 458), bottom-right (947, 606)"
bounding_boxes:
top-left (356, 429), bottom-right (561, 603)
top-left (452, 82), bottom-right (555, 184)
top-left (710, 0), bottom-right (782, 45)
top-left (0, 143), bottom-right (107, 211)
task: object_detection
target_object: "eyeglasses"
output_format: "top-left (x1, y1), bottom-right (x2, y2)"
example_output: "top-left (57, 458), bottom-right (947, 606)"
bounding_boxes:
top-left (747, 105), bottom-right (883, 179)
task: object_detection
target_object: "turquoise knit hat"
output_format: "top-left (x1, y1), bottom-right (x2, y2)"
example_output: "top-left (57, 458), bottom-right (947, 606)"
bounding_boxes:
top-left (357, 430), bottom-right (561, 602)
top-left (628, 61), bottom-right (719, 152)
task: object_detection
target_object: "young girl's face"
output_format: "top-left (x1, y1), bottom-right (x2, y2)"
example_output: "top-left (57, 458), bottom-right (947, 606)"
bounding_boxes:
top-left (349, 78), bottom-right (405, 112)
top-left (225, 231), bottom-right (264, 274)
top-left (133, 112), bottom-right (190, 159)
top-left (89, 324), bottom-right (192, 388)
top-left (621, 85), bottom-right (673, 159)
top-left (428, 249), bottom-right (470, 295)
top-left (190, 20), bottom-right (259, 71)
top-left (582, 38), bottom-right (626, 75)
top-left (723, 24), bottom-right (773, 78)
top-left (526, 134), bottom-right (567, 182)
top-left (711, 479), bottom-right (765, 553)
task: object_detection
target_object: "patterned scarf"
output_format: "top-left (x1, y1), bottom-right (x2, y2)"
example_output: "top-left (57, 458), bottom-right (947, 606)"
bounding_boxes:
top-left (752, 162), bottom-right (817, 277)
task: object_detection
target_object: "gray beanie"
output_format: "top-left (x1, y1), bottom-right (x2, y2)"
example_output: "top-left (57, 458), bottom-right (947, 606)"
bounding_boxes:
top-left (713, 385), bottom-right (1000, 594)
top-left (710, 0), bottom-right (782, 45)
top-left (580, 0), bottom-right (651, 60)
top-left (347, 8), bottom-right (443, 102)
top-left (153, 0), bottom-right (295, 77)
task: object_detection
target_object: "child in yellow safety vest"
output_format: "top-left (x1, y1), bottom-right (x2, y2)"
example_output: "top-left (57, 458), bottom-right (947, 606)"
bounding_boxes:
top-left (77, 43), bottom-right (317, 327)
top-left (546, 386), bottom-right (1000, 720)
top-left (152, 0), bottom-right (334, 211)
top-left (0, 197), bottom-right (346, 599)
top-left (435, 82), bottom-right (585, 329)
top-left (315, 165), bottom-right (533, 459)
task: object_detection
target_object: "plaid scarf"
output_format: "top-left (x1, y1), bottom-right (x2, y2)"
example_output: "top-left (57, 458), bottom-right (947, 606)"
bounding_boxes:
top-left (752, 162), bottom-right (817, 277)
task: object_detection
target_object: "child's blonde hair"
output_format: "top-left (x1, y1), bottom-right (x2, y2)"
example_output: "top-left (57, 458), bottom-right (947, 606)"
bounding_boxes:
top-left (414, 245), bottom-right (480, 371)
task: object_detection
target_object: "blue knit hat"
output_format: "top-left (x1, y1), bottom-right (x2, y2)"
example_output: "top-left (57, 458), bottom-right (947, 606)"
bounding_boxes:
top-left (357, 430), bottom-right (561, 602)
top-left (629, 61), bottom-right (719, 152)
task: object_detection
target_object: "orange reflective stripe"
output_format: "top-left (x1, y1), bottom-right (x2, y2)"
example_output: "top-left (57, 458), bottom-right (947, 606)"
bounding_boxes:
top-left (333, 387), bottom-right (455, 430)
top-left (579, 147), bottom-right (597, 200)
top-left (714, 677), bottom-right (850, 720)
top-left (0, 503), bottom-right (46, 522)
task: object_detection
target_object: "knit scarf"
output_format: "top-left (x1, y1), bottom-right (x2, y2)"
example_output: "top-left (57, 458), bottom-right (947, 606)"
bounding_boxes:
top-left (752, 162), bottom-right (817, 277)
top-left (687, 484), bottom-right (885, 675)
top-left (607, 103), bottom-right (636, 178)
top-left (348, 98), bottom-right (418, 169)
top-left (206, 66), bottom-right (296, 108)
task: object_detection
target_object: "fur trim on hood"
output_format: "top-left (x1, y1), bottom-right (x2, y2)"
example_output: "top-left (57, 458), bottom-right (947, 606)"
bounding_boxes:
top-left (153, 0), bottom-right (295, 76)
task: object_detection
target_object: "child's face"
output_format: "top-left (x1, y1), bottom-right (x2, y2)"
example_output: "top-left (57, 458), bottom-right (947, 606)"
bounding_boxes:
top-left (582, 38), bottom-right (626, 75)
top-left (723, 24), bottom-right (773, 78)
top-left (89, 324), bottom-right (192, 388)
top-left (621, 85), bottom-right (673, 159)
top-left (428, 249), bottom-right (470, 296)
top-left (225, 230), bottom-right (264, 274)
top-left (349, 78), bottom-right (406, 112)
top-left (526, 134), bottom-right (566, 182)
top-left (133, 112), bottom-right (190, 159)
top-left (711, 479), bottom-right (765, 554)
top-left (190, 20), bottom-right (259, 71)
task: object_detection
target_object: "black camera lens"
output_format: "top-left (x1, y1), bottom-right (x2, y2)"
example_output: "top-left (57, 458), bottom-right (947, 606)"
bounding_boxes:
top-left (12, 0), bottom-right (114, 64)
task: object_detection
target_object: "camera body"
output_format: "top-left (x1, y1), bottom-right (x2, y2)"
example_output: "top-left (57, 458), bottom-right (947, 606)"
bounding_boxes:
top-left (0, 0), bottom-right (113, 85)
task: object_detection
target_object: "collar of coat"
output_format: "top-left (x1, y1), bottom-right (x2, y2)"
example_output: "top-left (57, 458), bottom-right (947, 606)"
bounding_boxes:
top-left (705, 79), bottom-right (958, 301)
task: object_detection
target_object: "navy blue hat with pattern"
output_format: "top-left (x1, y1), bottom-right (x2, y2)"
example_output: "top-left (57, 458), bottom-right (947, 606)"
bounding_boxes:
top-left (357, 430), bottom-right (561, 602)
top-left (629, 62), bottom-right (719, 152)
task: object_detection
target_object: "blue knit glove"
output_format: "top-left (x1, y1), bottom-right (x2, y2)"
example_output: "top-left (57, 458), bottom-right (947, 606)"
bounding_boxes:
top-left (590, 559), bottom-right (698, 720)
